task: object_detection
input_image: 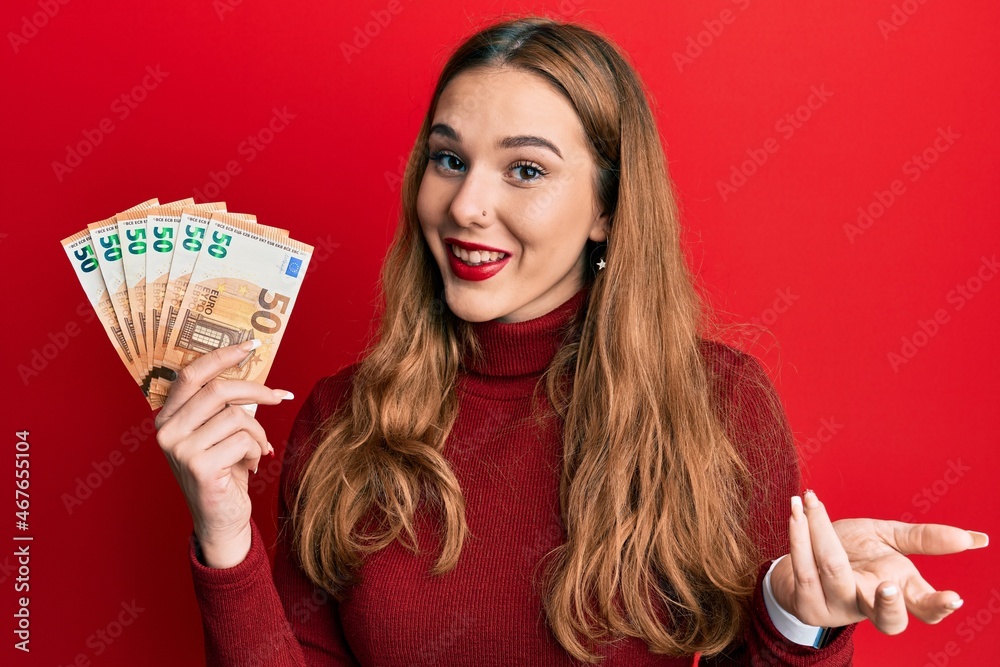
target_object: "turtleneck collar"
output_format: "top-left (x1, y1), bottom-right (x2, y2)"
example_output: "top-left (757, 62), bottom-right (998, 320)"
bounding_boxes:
top-left (459, 285), bottom-right (590, 391)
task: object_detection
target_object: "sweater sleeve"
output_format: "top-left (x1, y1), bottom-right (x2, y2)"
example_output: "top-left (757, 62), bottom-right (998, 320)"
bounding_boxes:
top-left (700, 344), bottom-right (857, 666)
top-left (187, 371), bottom-right (360, 666)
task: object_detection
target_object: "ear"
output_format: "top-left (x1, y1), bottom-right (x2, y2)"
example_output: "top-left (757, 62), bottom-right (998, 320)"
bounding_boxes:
top-left (589, 210), bottom-right (610, 243)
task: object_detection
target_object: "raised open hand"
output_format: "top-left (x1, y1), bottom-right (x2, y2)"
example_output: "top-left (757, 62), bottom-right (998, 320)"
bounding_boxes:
top-left (768, 489), bottom-right (989, 634)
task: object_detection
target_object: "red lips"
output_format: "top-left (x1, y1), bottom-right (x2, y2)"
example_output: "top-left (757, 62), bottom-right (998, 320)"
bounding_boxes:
top-left (442, 238), bottom-right (510, 282)
top-left (443, 237), bottom-right (512, 254)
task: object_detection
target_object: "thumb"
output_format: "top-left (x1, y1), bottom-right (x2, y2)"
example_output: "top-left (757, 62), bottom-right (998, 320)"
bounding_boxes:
top-left (883, 521), bottom-right (989, 556)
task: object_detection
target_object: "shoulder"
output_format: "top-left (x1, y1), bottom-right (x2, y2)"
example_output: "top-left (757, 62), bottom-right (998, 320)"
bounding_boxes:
top-left (702, 341), bottom-right (797, 475)
top-left (698, 338), bottom-right (777, 408)
top-left (697, 338), bottom-right (792, 456)
top-left (698, 338), bottom-right (752, 376)
top-left (699, 341), bottom-right (799, 559)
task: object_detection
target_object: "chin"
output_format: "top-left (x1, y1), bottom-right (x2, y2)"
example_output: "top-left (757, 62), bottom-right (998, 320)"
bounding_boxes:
top-left (447, 300), bottom-right (498, 323)
top-left (443, 289), bottom-right (505, 323)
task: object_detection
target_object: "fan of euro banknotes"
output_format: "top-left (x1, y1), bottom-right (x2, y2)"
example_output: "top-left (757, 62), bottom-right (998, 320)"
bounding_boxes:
top-left (60, 197), bottom-right (314, 410)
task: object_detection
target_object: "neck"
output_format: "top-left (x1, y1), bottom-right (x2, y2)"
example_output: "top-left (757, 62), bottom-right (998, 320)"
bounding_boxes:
top-left (458, 285), bottom-right (590, 388)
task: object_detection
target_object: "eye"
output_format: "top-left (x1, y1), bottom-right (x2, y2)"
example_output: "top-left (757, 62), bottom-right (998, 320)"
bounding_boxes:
top-left (510, 160), bottom-right (548, 182)
top-left (426, 150), bottom-right (549, 183)
top-left (427, 150), bottom-right (465, 173)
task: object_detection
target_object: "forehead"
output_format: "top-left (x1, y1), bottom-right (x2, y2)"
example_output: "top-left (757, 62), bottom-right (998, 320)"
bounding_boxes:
top-left (432, 66), bottom-right (588, 150)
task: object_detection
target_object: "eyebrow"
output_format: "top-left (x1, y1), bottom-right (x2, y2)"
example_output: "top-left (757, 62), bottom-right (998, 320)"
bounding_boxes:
top-left (429, 123), bottom-right (563, 160)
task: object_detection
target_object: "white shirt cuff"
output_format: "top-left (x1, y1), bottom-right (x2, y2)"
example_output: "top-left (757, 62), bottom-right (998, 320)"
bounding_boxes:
top-left (762, 555), bottom-right (832, 648)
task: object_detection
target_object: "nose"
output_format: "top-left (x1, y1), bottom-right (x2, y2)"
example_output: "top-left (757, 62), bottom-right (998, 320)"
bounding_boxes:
top-left (448, 165), bottom-right (494, 228)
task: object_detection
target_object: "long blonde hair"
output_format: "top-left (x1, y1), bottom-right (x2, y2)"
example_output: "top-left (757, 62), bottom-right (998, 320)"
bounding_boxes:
top-left (292, 15), bottom-right (772, 661)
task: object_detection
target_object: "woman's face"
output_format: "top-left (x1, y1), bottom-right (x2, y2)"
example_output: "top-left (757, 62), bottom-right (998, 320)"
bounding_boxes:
top-left (417, 66), bottom-right (609, 323)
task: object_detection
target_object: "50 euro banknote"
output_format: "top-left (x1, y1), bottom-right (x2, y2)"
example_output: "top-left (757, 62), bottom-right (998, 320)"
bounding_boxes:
top-left (148, 209), bottom-right (259, 401)
top-left (62, 200), bottom-right (312, 411)
top-left (155, 213), bottom-right (312, 409)
top-left (116, 197), bottom-right (196, 384)
top-left (61, 198), bottom-right (160, 388)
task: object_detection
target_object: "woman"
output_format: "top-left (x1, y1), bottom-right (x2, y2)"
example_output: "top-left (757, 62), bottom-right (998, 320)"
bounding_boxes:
top-left (155, 15), bottom-right (988, 666)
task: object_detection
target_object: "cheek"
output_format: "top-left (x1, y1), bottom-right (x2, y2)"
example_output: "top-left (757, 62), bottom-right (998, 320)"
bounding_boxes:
top-left (514, 194), bottom-right (589, 257)
top-left (415, 179), bottom-right (440, 237)
top-left (415, 177), bottom-right (431, 222)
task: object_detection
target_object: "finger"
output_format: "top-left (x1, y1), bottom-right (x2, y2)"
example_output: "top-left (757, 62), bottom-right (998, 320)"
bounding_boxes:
top-left (198, 430), bottom-right (264, 479)
top-left (899, 572), bottom-right (965, 625)
top-left (171, 405), bottom-right (271, 462)
top-left (881, 521), bottom-right (990, 556)
top-left (871, 582), bottom-right (908, 635)
top-left (157, 340), bottom-right (262, 426)
top-left (788, 495), bottom-right (825, 624)
top-left (162, 378), bottom-right (293, 443)
top-left (802, 490), bottom-right (856, 605)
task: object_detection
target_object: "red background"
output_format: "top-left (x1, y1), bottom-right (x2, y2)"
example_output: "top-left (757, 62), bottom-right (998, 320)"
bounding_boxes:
top-left (2, 0), bottom-right (998, 664)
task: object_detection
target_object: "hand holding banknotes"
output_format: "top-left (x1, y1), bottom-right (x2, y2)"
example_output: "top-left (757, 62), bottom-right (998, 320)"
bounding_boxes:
top-left (62, 197), bottom-right (315, 569)
top-left (154, 340), bottom-right (295, 569)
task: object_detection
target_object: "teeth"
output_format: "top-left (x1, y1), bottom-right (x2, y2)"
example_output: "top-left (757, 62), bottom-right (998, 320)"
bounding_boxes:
top-left (450, 244), bottom-right (506, 264)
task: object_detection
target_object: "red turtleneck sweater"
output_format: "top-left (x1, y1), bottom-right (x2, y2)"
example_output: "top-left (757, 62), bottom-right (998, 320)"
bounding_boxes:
top-left (187, 287), bottom-right (856, 665)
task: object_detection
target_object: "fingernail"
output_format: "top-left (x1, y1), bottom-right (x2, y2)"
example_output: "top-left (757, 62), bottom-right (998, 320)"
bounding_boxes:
top-left (164, 368), bottom-right (178, 382)
top-left (880, 585), bottom-right (898, 599)
top-left (803, 489), bottom-right (819, 509)
top-left (791, 495), bottom-right (804, 520)
top-left (252, 464), bottom-right (258, 475)
top-left (967, 531), bottom-right (989, 549)
top-left (240, 339), bottom-right (262, 352)
top-left (947, 599), bottom-right (964, 610)
top-left (267, 443), bottom-right (275, 456)
top-left (272, 389), bottom-right (294, 400)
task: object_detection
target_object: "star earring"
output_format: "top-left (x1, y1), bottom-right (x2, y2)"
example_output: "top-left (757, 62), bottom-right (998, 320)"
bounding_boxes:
top-left (590, 242), bottom-right (607, 274)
